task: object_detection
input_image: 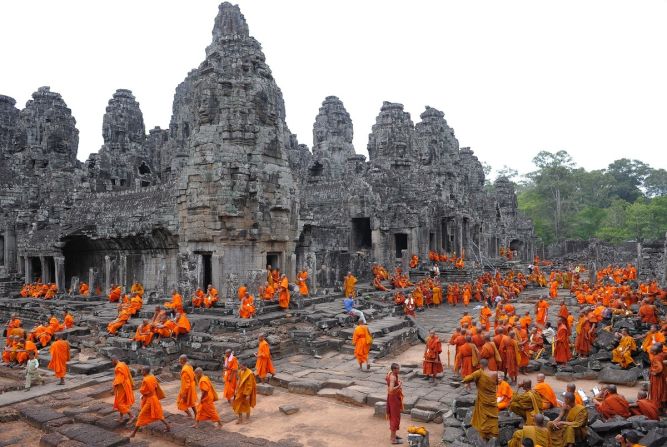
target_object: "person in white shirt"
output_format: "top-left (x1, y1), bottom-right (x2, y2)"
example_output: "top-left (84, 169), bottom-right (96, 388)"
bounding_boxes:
top-left (542, 322), bottom-right (556, 345)
top-left (25, 351), bottom-right (43, 391)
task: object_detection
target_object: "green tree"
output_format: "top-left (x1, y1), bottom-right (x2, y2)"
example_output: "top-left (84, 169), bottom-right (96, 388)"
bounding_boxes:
top-left (595, 199), bottom-right (631, 243)
top-left (605, 158), bottom-right (650, 202)
top-left (644, 168), bottom-right (667, 198)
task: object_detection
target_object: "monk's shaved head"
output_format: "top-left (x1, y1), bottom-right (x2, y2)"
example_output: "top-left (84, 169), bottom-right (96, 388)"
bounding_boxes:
top-left (142, 366), bottom-right (151, 375)
top-left (638, 390), bottom-right (648, 399)
top-left (566, 383), bottom-right (576, 392)
top-left (534, 414), bottom-right (545, 427)
top-left (563, 392), bottom-right (575, 404)
top-left (536, 373), bottom-right (545, 382)
top-left (194, 367), bottom-right (203, 375)
top-left (479, 358), bottom-right (488, 369)
top-left (607, 385), bottom-right (618, 394)
top-left (179, 354), bottom-right (188, 364)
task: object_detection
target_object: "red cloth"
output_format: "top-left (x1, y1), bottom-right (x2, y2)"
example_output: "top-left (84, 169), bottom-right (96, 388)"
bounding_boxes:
top-left (598, 393), bottom-right (631, 419)
top-left (385, 372), bottom-right (403, 432)
top-left (423, 336), bottom-right (443, 375)
top-left (650, 352), bottom-right (667, 407)
top-left (553, 323), bottom-right (571, 363)
top-left (631, 399), bottom-right (660, 420)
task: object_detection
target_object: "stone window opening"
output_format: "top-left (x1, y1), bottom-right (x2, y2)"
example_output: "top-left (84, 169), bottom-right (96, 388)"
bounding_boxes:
top-left (141, 180), bottom-right (151, 187)
top-left (266, 252), bottom-right (282, 272)
top-left (309, 161), bottom-right (323, 176)
top-left (350, 218), bottom-right (372, 251)
top-left (138, 162), bottom-right (151, 176)
top-left (394, 233), bottom-right (408, 259)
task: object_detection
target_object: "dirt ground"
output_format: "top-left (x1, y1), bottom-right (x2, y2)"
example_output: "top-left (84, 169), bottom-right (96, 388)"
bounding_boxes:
top-left (102, 375), bottom-right (445, 447)
top-left (1, 420), bottom-right (44, 446)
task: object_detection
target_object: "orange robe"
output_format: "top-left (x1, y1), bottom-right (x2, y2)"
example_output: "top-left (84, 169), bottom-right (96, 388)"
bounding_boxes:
top-left (237, 285), bottom-right (247, 301)
top-left (255, 339), bottom-right (276, 379)
top-left (409, 255), bottom-right (418, 269)
top-left (239, 294), bottom-right (256, 319)
top-left (109, 287), bottom-right (121, 302)
top-left (500, 336), bottom-right (520, 378)
top-left (597, 393), bottom-right (631, 419)
top-left (455, 343), bottom-right (479, 376)
top-left (16, 340), bottom-right (38, 364)
top-left (423, 335), bottom-right (443, 375)
top-left (80, 283), bottom-right (90, 296)
top-left (108, 312), bottom-right (130, 335)
top-left (638, 304), bottom-right (658, 324)
top-left (649, 352), bottom-right (667, 407)
top-left (536, 301), bottom-right (549, 326)
top-left (192, 289), bottom-right (205, 307)
top-left (223, 354), bottom-right (238, 401)
top-left (135, 374), bottom-right (165, 427)
top-left (232, 368), bottom-right (257, 415)
top-left (134, 323), bottom-right (154, 347)
top-left (113, 361), bottom-right (135, 415)
top-left (261, 283), bottom-right (275, 301)
top-left (164, 293), bottom-right (184, 314)
top-left (534, 382), bottom-right (559, 409)
top-left (278, 277), bottom-right (290, 309)
top-left (480, 307), bottom-right (493, 331)
top-left (631, 399), bottom-right (659, 420)
top-left (205, 288), bottom-right (219, 308)
top-left (554, 323), bottom-right (571, 364)
top-left (177, 364), bottom-right (198, 411)
top-left (297, 271), bottom-right (309, 296)
top-left (343, 274), bottom-right (357, 297)
top-left (479, 341), bottom-right (501, 371)
top-left (195, 375), bottom-right (220, 422)
top-left (48, 339), bottom-right (70, 378)
top-left (497, 380), bottom-right (513, 410)
top-left (352, 324), bottom-right (373, 364)
top-left (432, 286), bottom-right (442, 305)
top-left (63, 313), bottom-right (75, 329)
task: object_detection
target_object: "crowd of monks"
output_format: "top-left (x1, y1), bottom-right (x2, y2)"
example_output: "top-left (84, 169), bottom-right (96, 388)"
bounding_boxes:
top-left (427, 251), bottom-right (466, 269)
top-left (422, 262), bottom-right (667, 447)
top-left (20, 280), bottom-right (58, 299)
top-left (111, 334), bottom-right (275, 436)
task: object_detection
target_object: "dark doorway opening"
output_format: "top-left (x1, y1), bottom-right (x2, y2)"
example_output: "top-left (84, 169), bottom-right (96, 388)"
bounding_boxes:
top-left (462, 217), bottom-right (469, 257)
top-left (30, 257), bottom-right (42, 282)
top-left (138, 162), bottom-right (151, 175)
top-left (46, 256), bottom-right (56, 283)
top-left (350, 218), bottom-right (372, 251)
top-left (202, 254), bottom-right (212, 288)
top-left (266, 252), bottom-right (281, 272)
top-left (429, 233), bottom-right (436, 251)
top-left (0, 235), bottom-right (4, 266)
top-left (394, 233), bottom-right (408, 259)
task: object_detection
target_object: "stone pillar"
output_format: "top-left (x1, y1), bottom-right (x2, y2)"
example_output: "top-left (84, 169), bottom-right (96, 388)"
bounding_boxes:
top-left (24, 257), bottom-right (32, 283)
top-left (88, 267), bottom-right (96, 295)
top-left (54, 256), bottom-right (65, 292)
top-left (307, 252), bottom-right (317, 294)
top-left (663, 233), bottom-right (667, 287)
top-left (196, 255), bottom-right (203, 289)
top-left (0, 232), bottom-right (4, 267)
top-left (457, 218), bottom-right (463, 257)
top-left (289, 252), bottom-right (297, 283)
top-left (40, 256), bottom-right (50, 283)
top-left (119, 255), bottom-right (127, 291)
top-left (104, 255), bottom-right (111, 293)
top-left (636, 242), bottom-right (642, 277)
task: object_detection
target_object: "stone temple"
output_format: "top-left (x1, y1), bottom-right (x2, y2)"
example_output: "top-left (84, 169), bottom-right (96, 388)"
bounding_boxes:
top-left (0, 2), bottom-right (534, 298)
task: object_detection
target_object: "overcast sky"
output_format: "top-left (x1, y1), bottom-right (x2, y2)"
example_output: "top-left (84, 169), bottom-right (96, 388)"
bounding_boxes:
top-left (1, 0), bottom-right (666, 177)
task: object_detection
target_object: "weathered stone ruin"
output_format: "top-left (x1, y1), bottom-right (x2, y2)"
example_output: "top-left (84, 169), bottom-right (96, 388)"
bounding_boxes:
top-left (0, 3), bottom-right (535, 298)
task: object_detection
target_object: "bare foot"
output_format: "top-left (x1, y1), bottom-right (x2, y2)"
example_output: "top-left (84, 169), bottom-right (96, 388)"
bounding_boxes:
top-left (190, 424), bottom-right (198, 428)
top-left (236, 419), bottom-right (242, 425)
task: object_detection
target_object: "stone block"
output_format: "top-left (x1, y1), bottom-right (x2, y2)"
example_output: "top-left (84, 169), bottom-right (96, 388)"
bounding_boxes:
top-left (39, 433), bottom-right (69, 447)
top-left (287, 380), bottom-right (322, 395)
top-left (0, 409), bottom-right (19, 423)
top-left (640, 427), bottom-right (667, 447)
top-left (257, 383), bottom-right (274, 396)
top-left (597, 367), bottom-right (639, 386)
top-left (374, 401), bottom-right (387, 417)
top-left (279, 405), bottom-right (299, 415)
top-left (69, 360), bottom-right (113, 375)
top-left (414, 399), bottom-right (446, 412)
top-left (95, 414), bottom-right (128, 431)
top-left (316, 388), bottom-right (339, 398)
top-left (335, 388), bottom-right (367, 406)
top-left (270, 373), bottom-right (296, 388)
top-left (591, 350), bottom-right (612, 361)
top-left (322, 378), bottom-right (354, 389)
top-left (590, 417), bottom-right (633, 434)
top-left (366, 392), bottom-right (387, 406)
top-left (56, 423), bottom-right (129, 446)
top-left (540, 361), bottom-right (557, 376)
top-left (453, 394), bottom-right (475, 410)
top-left (20, 406), bottom-right (66, 429)
top-left (498, 424), bottom-right (516, 445)
top-left (442, 426), bottom-right (464, 443)
top-left (555, 371), bottom-right (574, 381)
top-left (594, 330), bottom-right (617, 349)
top-left (74, 413), bottom-right (100, 424)
top-left (410, 408), bottom-right (436, 422)
top-left (443, 417), bottom-right (461, 427)
top-left (628, 414), bottom-right (660, 432)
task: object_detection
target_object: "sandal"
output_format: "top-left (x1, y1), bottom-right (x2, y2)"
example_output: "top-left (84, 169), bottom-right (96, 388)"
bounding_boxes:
top-left (391, 440), bottom-right (403, 445)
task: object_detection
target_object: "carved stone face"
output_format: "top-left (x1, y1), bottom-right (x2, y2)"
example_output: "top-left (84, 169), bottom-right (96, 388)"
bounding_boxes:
top-left (197, 92), bottom-right (216, 125)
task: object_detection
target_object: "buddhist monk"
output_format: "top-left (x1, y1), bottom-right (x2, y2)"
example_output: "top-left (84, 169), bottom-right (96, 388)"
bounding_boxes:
top-left (192, 367), bottom-right (222, 429)
top-left (353, 321), bottom-right (373, 371)
top-left (255, 334), bottom-right (275, 383)
top-left (278, 274), bottom-right (290, 310)
top-left (17, 338), bottom-right (38, 365)
top-left (48, 333), bottom-right (70, 385)
top-left (192, 288), bottom-right (205, 308)
top-left (535, 298), bottom-right (549, 327)
top-left (423, 329), bottom-right (443, 382)
top-left (164, 289), bottom-right (184, 314)
top-left (509, 380), bottom-right (543, 426)
top-left (109, 285), bottom-right (122, 302)
top-left (177, 355), bottom-right (198, 418)
top-left (638, 299), bottom-right (658, 324)
top-left (130, 281), bottom-right (144, 297)
top-left (456, 336), bottom-right (479, 387)
top-left (534, 373), bottom-right (559, 409)
top-left (63, 311), bottom-right (75, 329)
top-left (642, 325), bottom-right (665, 358)
top-left (128, 293), bottom-right (143, 315)
top-left (611, 328), bottom-right (636, 369)
top-left (239, 292), bottom-right (256, 319)
top-left (649, 343), bottom-right (667, 409)
top-left (567, 383), bottom-right (584, 406)
top-left (554, 317), bottom-right (571, 364)
top-left (223, 349), bottom-right (238, 403)
top-left (507, 413), bottom-right (551, 447)
top-left (233, 363), bottom-right (257, 424)
top-left (574, 313), bottom-right (594, 357)
top-left (204, 284), bottom-right (219, 308)
top-left (343, 272), bottom-right (357, 297)
top-left (130, 366), bottom-right (170, 437)
top-left (111, 357), bottom-right (135, 422)
top-left (133, 320), bottom-right (154, 347)
top-left (501, 331), bottom-right (520, 384)
top-left (237, 284), bottom-right (247, 301)
top-left (548, 392), bottom-right (588, 447)
top-left (432, 282), bottom-right (443, 305)
top-left (108, 308), bottom-right (130, 335)
top-left (386, 363), bottom-right (404, 444)
top-left (479, 334), bottom-right (502, 371)
top-left (79, 282), bottom-right (90, 296)
top-left (615, 430), bottom-right (644, 447)
top-left (296, 270), bottom-right (309, 297)
top-left (480, 304), bottom-right (493, 331)
top-left (461, 358), bottom-right (499, 441)
top-left (630, 390), bottom-right (659, 420)
top-left (596, 385), bottom-right (631, 419)
top-left (497, 373), bottom-right (513, 410)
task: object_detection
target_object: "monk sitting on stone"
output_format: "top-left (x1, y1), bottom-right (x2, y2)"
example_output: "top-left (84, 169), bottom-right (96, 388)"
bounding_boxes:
top-left (595, 385), bottom-right (631, 420)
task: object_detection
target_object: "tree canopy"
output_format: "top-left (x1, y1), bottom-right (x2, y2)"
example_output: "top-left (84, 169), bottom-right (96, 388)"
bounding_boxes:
top-left (513, 151), bottom-right (667, 245)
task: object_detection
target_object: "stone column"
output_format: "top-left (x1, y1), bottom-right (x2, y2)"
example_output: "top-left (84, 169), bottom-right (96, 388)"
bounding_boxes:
top-left (54, 256), bottom-right (65, 292)
top-left (119, 255), bottom-right (127, 291)
top-left (24, 257), bottom-right (32, 283)
top-left (289, 252), bottom-right (297, 282)
top-left (40, 256), bottom-right (50, 283)
top-left (196, 254), bottom-right (204, 289)
top-left (104, 255), bottom-right (111, 293)
top-left (636, 242), bottom-right (642, 277)
top-left (88, 267), bottom-right (95, 295)
top-left (457, 217), bottom-right (463, 257)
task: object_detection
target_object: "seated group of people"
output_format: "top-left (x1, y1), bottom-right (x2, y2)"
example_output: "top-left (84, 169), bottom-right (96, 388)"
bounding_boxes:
top-left (132, 305), bottom-right (191, 347)
top-left (3, 312), bottom-right (74, 366)
top-left (20, 280), bottom-right (58, 299)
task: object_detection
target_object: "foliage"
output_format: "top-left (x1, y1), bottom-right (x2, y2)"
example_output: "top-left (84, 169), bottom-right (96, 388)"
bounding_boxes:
top-left (516, 151), bottom-right (666, 244)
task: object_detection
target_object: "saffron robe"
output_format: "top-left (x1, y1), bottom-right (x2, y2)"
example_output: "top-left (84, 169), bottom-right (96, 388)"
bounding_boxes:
top-left (462, 369), bottom-right (499, 439)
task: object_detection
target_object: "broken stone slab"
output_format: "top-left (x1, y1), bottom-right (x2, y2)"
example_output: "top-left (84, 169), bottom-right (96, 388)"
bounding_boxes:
top-left (94, 413), bottom-right (128, 431)
top-left (452, 394), bottom-right (476, 410)
top-left (257, 383), bottom-right (274, 396)
top-left (415, 399), bottom-right (447, 413)
top-left (366, 392), bottom-right (387, 406)
top-left (56, 422), bottom-right (129, 447)
top-left (410, 408), bottom-right (436, 422)
top-left (640, 427), bottom-right (667, 447)
top-left (465, 426), bottom-right (490, 447)
top-left (335, 388), bottom-right (367, 406)
top-left (20, 406), bottom-right (66, 429)
top-left (402, 394), bottom-right (419, 411)
top-left (628, 414), bottom-right (660, 432)
top-left (498, 424), bottom-right (516, 445)
top-left (374, 401), bottom-right (387, 417)
top-left (442, 426), bottom-right (464, 443)
top-left (598, 366), bottom-right (639, 386)
top-left (316, 388), bottom-right (339, 398)
top-left (555, 371), bottom-right (574, 382)
top-left (287, 380), bottom-right (322, 395)
top-left (539, 361), bottom-right (557, 376)
top-left (39, 432), bottom-right (70, 447)
top-left (0, 409), bottom-right (19, 423)
top-left (498, 413), bottom-right (523, 427)
top-left (270, 373), bottom-right (296, 388)
top-left (586, 428), bottom-right (604, 446)
top-left (591, 350), bottom-right (612, 361)
top-left (321, 378), bottom-right (354, 389)
top-left (573, 370), bottom-right (598, 380)
top-left (279, 405), bottom-right (299, 415)
top-left (594, 330), bottom-right (617, 349)
top-left (69, 360), bottom-right (113, 375)
top-left (74, 413), bottom-right (100, 424)
top-left (589, 416), bottom-right (633, 434)
top-left (443, 416), bottom-right (461, 427)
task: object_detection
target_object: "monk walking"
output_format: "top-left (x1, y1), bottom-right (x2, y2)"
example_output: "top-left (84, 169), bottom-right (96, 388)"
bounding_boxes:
top-left (352, 321), bottom-right (373, 371)
top-left (223, 349), bottom-right (238, 403)
top-left (386, 363), bottom-right (404, 445)
top-left (649, 343), bottom-right (667, 410)
top-left (423, 329), bottom-right (443, 383)
top-left (111, 357), bottom-right (135, 422)
top-left (177, 355), bottom-right (198, 418)
top-left (461, 358), bottom-right (498, 441)
top-left (48, 333), bottom-right (70, 385)
top-left (233, 363), bottom-right (257, 424)
top-left (554, 316), bottom-right (571, 364)
top-left (343, 272), bottom-right (357, 298)
top-left (192, 368), bottom-right (222, 429)
top-left (255, 334), bottom-right (275, 383)
top-left (130, 367), bottom-right (170, 437)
